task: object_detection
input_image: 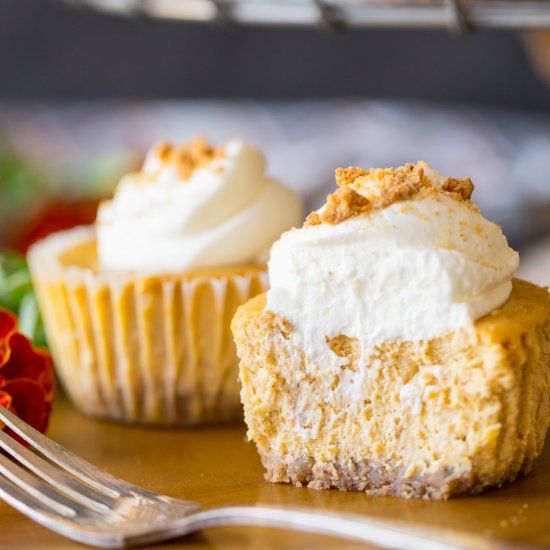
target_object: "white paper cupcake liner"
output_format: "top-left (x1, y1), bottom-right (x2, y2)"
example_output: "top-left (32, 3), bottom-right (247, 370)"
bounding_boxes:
top-left (28, 227), bottom-right (268, 425)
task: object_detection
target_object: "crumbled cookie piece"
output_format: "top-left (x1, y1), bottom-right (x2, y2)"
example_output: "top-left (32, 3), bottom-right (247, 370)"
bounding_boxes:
top-left (378, 163), bottom-right (426, 207)
top-left (149, 136), bottom-right (225, 181)
top-left (336, 163), bottom-right (426, 206)
top-left (154, 142), bottom-right (173, 162)
top-left (303, 162), bottom-right (475, 227)
top-left (335, 167), bottom-right (368, 187)
top-left (321, 187), bottom-right (370, 225)
top-left (304, 211), bottom-right (322, 227)
top-left (442, 177), bottom-right (474, 201)
top-left (175, 136), bottom-right (224, 179)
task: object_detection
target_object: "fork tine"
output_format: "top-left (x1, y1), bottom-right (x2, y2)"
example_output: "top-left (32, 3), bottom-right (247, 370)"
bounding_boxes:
top-left (0, 452), bottom-right (82, 518)
top-left (0, 472), bottom-right (73, 522)
top-left (0, 429), bottom-right (113, 512)
top-left (0, 473), bottom-right (124, 549)
top-left (0, 407), bottom-right (123, 498)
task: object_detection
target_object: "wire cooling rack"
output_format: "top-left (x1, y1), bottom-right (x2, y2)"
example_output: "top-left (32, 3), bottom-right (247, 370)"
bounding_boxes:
top-left (65, 0), bottom-right (550, 33)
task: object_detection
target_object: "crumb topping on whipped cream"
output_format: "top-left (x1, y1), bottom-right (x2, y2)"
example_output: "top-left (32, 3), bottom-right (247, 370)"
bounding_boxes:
top-left (141, 137), bottom-right (225, 181)
top-left (305, 162), bottom-right (474, 227)
top-left (266, 161), bottom-right (519, 345)
top-left (97, 137), bottom-right (302, 274)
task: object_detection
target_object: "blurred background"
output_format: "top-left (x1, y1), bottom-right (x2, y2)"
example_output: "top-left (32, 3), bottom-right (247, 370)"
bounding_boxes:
top-left (2, 0), bottom-right (550, 343)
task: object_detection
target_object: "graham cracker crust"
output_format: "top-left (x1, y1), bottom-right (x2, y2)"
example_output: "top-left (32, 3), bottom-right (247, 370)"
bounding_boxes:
top-left (261, 452), bottom-right (533, 500)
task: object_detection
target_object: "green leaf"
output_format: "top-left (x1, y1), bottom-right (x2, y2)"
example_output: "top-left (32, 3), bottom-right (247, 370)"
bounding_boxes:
top-left (0, 250), bottom-right (48, 349)
top-left (0, 145), bottom-right (46, 225)
top-left (18, 291), bottom-right (39, 340)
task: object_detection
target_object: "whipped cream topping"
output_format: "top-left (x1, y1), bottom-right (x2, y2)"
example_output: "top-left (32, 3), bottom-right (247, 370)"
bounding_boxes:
top-left (97, 138), bottom-right (302, 273)
top-left (266, 162), bottom-right (519, 344)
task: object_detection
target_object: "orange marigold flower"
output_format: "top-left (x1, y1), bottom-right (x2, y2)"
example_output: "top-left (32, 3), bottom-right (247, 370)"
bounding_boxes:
top-left (0, 309), bottom-right (55, 443)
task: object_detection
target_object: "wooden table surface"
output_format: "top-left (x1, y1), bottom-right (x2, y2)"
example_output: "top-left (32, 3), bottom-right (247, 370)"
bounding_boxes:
top-left (1, 397), bottom-right (549, 549)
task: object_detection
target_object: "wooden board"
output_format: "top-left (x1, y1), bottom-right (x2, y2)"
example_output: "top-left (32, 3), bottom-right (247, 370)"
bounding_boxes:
top-left (0, 397), bottom-right (549, 549)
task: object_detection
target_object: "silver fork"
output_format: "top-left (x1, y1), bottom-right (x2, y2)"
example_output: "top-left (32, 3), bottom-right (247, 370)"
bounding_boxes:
top-left (0, 406), bottom-right (505, 550)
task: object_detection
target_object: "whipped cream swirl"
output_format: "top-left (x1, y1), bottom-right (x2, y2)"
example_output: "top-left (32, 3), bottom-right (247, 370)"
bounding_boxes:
top-left (97, 139), bottom-right (302, 273)
top-left (266, 163), bottom-right (519, 343)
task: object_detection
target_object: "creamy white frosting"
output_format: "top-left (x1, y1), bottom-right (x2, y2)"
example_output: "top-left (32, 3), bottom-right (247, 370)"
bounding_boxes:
top-left (97, 139), bottom-right (302, 273)
top-left (266, 164), bottom-right (519, 344)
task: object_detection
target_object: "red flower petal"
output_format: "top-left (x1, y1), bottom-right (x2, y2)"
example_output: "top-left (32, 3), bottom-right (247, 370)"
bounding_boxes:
top-left (0, 308), bottom-right (55, 442)
top-left (1, 333), bottom-right (52, 383)
top-left (0, 310), bottom-right (16, 340)
top-left (0, 390), bottom-right (12, 410)
top-left (3, 379), bottom-right (49, 434)
top-left (0, 310), bottom-right (17, 366)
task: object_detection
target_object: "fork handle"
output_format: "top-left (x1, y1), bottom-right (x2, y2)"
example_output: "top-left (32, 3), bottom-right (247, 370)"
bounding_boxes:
top-left (184, 505), bottom-right (502, 550)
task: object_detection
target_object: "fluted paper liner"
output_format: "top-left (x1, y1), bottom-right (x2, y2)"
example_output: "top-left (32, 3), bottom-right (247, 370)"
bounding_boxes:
top-left (28, 227), bottom-right (268, 425)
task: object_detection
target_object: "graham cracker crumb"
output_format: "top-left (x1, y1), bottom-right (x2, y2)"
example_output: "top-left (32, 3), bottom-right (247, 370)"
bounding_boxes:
top-left (150, 136), bottom-right (225, 181)
top-left (381, 163), bottom-right (426, 206)
top-left (304, 211), bottom-right (322, 227)
top-left (303, 162), bottom-right (475, 227)
top-left (442, 177), bottom-right (474, 201)
top-left (321, 187), bottom-right (370, 225)
top-left (154, 142), bottom-right (173, 162)
top-left (335, 167), bottom-right (368, 187)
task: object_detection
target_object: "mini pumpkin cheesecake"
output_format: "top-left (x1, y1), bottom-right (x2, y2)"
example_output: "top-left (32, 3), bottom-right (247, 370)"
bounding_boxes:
top-left (232, 162), bottom-right (550, 499)
top-left (28, 137), bottom-right (302, 425)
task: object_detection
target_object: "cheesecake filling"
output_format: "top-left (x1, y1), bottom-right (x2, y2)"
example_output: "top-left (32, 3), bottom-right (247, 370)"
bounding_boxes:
top-left (97, 137), bottom-right (302, 274)
top-left (266, 162), bottom-right (519, 344)
top-left (233, 162), bottom-right (550, 498)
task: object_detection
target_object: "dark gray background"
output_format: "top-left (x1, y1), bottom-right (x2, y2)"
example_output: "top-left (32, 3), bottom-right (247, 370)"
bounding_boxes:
top-left (0, 0), bottom-right (549, 109)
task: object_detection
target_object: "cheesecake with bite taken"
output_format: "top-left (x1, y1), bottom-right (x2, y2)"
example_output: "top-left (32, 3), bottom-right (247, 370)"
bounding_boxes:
top-left (232, 162), bottom-right (550, 499)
